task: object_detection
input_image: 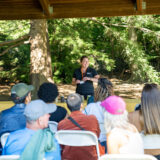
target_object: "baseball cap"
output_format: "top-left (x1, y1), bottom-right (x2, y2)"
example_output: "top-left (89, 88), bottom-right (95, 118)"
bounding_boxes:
top-left (11, 83), bottom-right (34, 97)
top-left (24, 99), bottom-right (57, 121)
top-left (100, 95), bottom-right (126, 115)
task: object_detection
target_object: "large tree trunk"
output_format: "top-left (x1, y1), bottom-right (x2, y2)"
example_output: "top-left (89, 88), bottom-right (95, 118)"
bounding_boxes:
top-left (128, 17), bottom-right (138, 81)
top-left (30, 19), bottom-right (53, 99)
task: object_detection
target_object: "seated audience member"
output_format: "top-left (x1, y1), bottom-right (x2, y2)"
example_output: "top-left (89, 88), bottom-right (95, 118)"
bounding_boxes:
top-left (38, 82), bottom-right (67, 123)
top-left (83, 78), bottom-right (113, 152)
top-left (2, 100), bottom-right (61, 160)
top-left (102, 96), bottom-right (144, 154)
top-left (0, 83), bottom-right (34, 136)
top-left (129, 83), bottom-right (160, 159)
top-left (58, 93), bottom-right (100, 160)
top-left (134, 84), bottom-right (158, 111)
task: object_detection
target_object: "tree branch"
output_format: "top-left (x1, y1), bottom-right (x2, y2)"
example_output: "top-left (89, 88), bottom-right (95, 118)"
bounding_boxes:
top-left (89, 18), bottom-right (160, 37)
top-left (0, 41), bottom-right (25, 56)
top-left (0, 34), bottom-right (29, 47)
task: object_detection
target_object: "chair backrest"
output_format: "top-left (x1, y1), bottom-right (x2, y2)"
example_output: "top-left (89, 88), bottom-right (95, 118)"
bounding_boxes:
top-left (48, 121), bottom-right (58, 133)
top-left (99, 154), bottom-right (157, 160)
top-left (141, 133), bottom-right (160, 149)
top-left (1, 133), bottom-right (10, 148)
top-left (0, 155), bottom-right (20, 160)
top-left (55, 130), bottom-right (100, 159)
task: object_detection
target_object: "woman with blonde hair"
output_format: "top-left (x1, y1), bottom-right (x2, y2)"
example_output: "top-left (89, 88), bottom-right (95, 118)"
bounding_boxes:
top-left (83, 78), bottom-right (113, 152)
top-left (102, 95), bottom-right (144, 154)
top-left (129, 83), bottom-right (160, 159)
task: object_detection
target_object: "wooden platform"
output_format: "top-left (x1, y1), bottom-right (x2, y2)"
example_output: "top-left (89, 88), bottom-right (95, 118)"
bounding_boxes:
top-left (0, 0), bottom-right (160, 20)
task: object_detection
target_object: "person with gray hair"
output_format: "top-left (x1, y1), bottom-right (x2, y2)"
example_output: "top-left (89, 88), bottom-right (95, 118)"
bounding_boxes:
top-left (58, 93), bottom-right (100, 160)
top-left (2, 100), bottom-right (61, 160)
top-left (66, 93), bottom-right (82, 111)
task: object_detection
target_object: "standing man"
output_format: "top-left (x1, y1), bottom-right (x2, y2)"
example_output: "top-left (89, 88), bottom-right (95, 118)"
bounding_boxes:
top-left (72, 56), bottom-right (99, 100)
top-left (58, 93), bottom-right (100, 160)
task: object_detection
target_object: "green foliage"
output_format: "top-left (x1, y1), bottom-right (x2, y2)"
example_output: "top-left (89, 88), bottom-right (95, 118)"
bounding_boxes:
top-left (48, 16), bottom-right (160, 84)
top-left (48, 19), bottom-right (115, 83)
top-left (0, 20), bottom-right (30, 83)
top-left (0, 16), bottom-right (160, 84)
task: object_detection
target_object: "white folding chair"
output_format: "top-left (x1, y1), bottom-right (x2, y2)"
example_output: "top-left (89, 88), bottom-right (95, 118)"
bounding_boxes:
top-left (55, 130), bottom-right (100, 159)
top-left (0, 155), bottom-right (20, 160)
top-left (48, 121), bottom-right (58, 133)
top-left (1, 133), bottom-right (10, 148)
top-left (99, 154), bottom-right (157, 160)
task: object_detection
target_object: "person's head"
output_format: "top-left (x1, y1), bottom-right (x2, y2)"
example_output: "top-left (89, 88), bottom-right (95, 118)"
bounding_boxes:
top-left (38, 82), bottom-right (59, 103)
top-left (101, 95), bottom-right (128, 133)
top-left (94, 78), bottom-right (113, 102)
top-left (80, 56), bottom-right (89, 69)
top-left (24, 100), bottom-right (56, 129)
top-left (66, 93), bottom-right (82, 112)
top-left (140, 83), bottom-right (160, 134)
top-left (11, 83), bottom-right (34, 104)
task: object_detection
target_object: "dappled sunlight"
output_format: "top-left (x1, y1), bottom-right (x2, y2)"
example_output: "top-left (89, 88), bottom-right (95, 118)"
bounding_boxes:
top-left (111, 78), bottom-right (143, 99)
top-left (0, 79), bottom-right (143, 112)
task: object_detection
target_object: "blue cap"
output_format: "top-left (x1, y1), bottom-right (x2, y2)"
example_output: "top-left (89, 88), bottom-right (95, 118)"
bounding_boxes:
top-left (24, 100), bottom-right (57, 121)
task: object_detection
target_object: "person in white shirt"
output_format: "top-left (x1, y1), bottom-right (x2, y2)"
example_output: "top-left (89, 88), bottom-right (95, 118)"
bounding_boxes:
top-left (129, 83), bottom-right (160, 159)
top-left (103, 96), bottom-right (144, 154)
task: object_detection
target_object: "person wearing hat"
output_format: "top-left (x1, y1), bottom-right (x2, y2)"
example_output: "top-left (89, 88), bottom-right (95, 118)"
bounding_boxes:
top-left (0, 83), bottom-right (34, 137)
top-left (58, 93), bottom-right (100, 160)
top-left (2, 99), bottom-right (61, 160)
top-left (102, 95), bottom-right (144, 154)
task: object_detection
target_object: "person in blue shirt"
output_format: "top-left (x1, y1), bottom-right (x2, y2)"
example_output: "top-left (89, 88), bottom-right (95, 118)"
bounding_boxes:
top-left (0, 83), bottom-right (34, 137)
top-left (2, 99), bottom-right (61, 160)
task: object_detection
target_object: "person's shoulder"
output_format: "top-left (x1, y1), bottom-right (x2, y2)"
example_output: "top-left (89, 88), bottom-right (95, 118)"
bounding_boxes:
top-left (74, 68), bottom-right (81, 72)
top-left (86, 114), bottom-right (98, 121)
top-left (128, 110), bottom-right (140, 121)
top-left (7, 128), bottom-right (26, 141)
top-left (128, 124), bottom-right (139, 133)
top-left (56, 106), bottom-right (67, 112)
top-left (108, 129), bottom-right (122, 142)
top-left (88, 67), bottom-right (95, 71)
top-left (10, 128), bottom-right (27, 135)
top-left (85, 102), bottom-right (100, 112)
top-left (57, 118), bottom-right (68, 128)
top-left (1, 105), bottom-right (15, 116)
top-left (86, 102), bottom-right (96, 108)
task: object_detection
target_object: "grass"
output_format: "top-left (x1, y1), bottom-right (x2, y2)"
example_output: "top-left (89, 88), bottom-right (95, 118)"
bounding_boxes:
top-left (0, 98), bottom-right (140, 113)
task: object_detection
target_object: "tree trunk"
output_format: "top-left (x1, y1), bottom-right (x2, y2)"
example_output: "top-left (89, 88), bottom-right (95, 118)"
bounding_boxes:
top-left (30, 19), bottom-right (53, 99)
top-left (128, 17), bottom-right (138, 81)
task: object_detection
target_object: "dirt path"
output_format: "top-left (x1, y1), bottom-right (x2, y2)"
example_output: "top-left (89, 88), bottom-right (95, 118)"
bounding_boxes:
top-left (0, 79), bottom-right (143, 101)
top-left (58, 78), bottom-right (143, 99)
top-left (0, 78), bottom-right (143, 101)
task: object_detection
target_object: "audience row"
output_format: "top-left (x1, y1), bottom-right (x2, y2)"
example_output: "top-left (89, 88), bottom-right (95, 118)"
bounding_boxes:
top-left (0, 79), bottom-right (159, 160)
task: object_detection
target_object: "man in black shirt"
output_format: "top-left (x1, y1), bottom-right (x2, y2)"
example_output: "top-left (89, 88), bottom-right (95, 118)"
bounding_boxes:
top-left (72, 56), bottom-right (99, 100)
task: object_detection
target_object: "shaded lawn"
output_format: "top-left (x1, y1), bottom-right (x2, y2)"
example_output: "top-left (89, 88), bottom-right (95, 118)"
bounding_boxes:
top-left (0, 98), bottom-right (140, 113)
